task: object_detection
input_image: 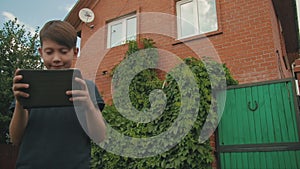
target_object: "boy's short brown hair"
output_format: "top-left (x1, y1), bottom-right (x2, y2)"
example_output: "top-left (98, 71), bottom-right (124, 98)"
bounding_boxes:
top-left (39, 20), bottom-right (77, 49)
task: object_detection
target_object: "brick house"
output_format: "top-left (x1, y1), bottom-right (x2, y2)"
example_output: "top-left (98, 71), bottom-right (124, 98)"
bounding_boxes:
top-left (65, 0), bottom-right (299, 168)
top-left (65, 0), bottom-right (299, 103)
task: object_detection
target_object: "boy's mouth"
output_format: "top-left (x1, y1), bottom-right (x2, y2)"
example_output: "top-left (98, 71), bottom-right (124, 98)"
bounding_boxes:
top-left (51, 65), bottom-right (65, 69)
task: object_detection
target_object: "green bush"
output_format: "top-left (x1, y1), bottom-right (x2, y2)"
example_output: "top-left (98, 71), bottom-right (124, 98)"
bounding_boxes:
top-left (0, 18), bottom-right (42, 144)
top-left (91, 39), bottom-right (237, 168)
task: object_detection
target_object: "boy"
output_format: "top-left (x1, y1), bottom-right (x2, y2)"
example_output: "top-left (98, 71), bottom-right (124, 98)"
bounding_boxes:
top-left (9, 20), bottom-right (106, 169)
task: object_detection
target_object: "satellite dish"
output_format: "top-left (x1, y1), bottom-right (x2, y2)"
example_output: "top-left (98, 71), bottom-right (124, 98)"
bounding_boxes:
top-left (79, 8), bottom-right (95, 23)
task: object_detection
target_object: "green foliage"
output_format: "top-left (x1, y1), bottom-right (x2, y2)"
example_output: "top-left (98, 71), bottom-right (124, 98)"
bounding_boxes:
top-left (91, 39), bottom-right (238, 168)
top-left (113, 39), bottom-right (160, 114)
top-left (0, 18), bottom-right (43, 143)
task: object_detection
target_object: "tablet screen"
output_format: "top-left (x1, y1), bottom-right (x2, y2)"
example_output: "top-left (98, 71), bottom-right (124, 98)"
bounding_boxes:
top-left (18, 69), bottom-right (82, 108)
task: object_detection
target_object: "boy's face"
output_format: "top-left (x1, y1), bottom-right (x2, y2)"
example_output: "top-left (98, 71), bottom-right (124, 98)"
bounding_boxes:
top-left (38, 39), bottom-right (78, 69)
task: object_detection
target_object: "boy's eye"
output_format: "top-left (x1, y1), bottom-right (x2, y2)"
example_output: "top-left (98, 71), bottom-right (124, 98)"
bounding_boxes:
top-left (60, 49), bottom-right (70, 54)
top-left (45, 50), bottom-right (53, 55)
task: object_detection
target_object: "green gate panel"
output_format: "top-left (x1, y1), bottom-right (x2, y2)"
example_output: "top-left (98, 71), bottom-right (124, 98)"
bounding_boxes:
top-left (220, 150), bottom-right (300, 169)
top-left (218, 79), bottom-right (300, 169)
top-left (218, 80), bottom-right (299, 145)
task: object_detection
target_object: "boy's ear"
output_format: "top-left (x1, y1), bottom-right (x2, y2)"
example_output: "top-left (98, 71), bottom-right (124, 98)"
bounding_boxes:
top-left (73, 47), bottom-right (79, 57)
top-left (38, 48), bottom-right (45, 62)
top-left (38, 47), bottom-right (42, 56)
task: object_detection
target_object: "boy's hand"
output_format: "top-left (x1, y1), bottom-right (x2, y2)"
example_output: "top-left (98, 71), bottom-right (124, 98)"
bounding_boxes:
top-left (66, 77), bottom-right (94, 108)
top-left (12, 69), bottom-right (30, 102)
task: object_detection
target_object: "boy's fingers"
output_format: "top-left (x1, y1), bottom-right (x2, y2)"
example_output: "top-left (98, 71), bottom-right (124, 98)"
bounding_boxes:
top-left (14, 90), bottom-right (29, 98)
top-left (14, 68), bottom-right (20, 76)
top-left (13, 75), bottom-right (22, 83)
top-left (12, 83), bottom-right (29, 91)
top-left (66, 90), bottom-right (86, 97)
top-left (75, 77), bottom-right (87, 90)
top-left (69, 96), bottom-right (86, 102)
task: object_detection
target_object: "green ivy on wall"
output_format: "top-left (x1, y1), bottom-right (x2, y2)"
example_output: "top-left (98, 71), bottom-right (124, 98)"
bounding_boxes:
top-left (91, 39), bottom-right (238, 169)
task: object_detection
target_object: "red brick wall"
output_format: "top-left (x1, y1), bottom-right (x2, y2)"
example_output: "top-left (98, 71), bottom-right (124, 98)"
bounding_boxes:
top-left (216, 0), bottom-right (291, 82)
top-left (75, 0), bottom-right (292, 103)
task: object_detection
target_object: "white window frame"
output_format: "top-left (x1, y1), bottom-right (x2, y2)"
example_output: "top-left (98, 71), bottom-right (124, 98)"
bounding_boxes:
top-left (176, 0), bottom-right (218, 39)
top-left (107, 14), bottom-right (137, 48)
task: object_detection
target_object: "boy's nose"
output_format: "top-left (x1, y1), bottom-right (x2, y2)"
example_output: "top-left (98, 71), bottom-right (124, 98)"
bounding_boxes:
top-left (52, 53), bottom-right (62, 62)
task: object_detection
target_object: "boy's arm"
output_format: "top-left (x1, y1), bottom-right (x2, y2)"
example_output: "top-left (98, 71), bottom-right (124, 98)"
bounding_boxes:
top-left (9, 100), bottom-right (29, 146)
top-left (82, 102), bottom-right (106, 143)
top-left (10, 69), bottom-right (30, 146)
top-left (67, 78), bottom-right (106, 143)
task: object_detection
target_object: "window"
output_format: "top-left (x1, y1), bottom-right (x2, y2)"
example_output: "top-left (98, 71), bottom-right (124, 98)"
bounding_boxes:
top-left (107, 14), bottom-right (137, 48)
top-left (176, 0), bottom-right (218, 39)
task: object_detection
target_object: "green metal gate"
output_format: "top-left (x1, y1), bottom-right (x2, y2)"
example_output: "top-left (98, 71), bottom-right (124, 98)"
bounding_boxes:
top-left (217, 78), bottom-right (300, 169)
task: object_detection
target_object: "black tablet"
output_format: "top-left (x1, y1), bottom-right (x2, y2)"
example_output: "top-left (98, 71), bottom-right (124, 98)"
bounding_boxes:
top-left (17, 69), bottom-right (82, 108)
